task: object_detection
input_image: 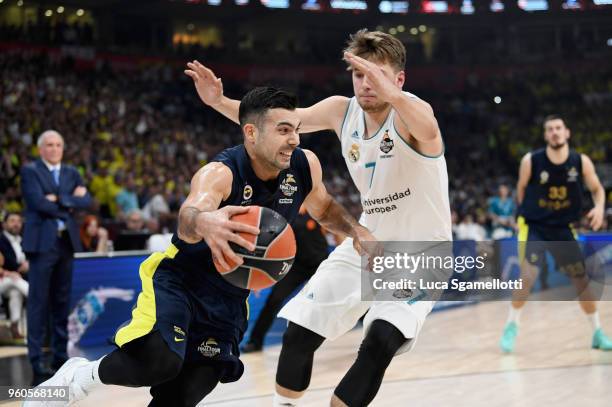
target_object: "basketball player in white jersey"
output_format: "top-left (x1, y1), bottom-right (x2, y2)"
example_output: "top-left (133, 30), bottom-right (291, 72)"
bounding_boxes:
top-left (186, 29), bottom-right (452, 406)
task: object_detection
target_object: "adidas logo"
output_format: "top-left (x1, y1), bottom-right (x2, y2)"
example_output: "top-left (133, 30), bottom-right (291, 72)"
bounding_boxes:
top-left (306, 292), bottom-right (314, 300)
top-left (351, 130), bottom-right (359, 139)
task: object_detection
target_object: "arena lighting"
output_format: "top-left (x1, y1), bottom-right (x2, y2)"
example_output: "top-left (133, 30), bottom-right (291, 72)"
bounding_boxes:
top-left (17, 0), bottom-right (23, 6)
top-left (57, 6), bottom-right (64, 13)
top-left (410, 27), bottom-right (418, 35)
top-left (607, 38), bottom-right (612, 47)
top-left (494, 96), bottom-right (502, 104)
top-left (187, 23), bottom-right (195, 31)
top-left (389, 27), bottom-right (398, 35)
top-left (44, 9), bottom-right (53, 17)
top-left (76, 9), bottom-right (84, 16)
top-left (419, 24), bottom-right (427, 32)
top-left (397, 25), bottom-right (405, 32)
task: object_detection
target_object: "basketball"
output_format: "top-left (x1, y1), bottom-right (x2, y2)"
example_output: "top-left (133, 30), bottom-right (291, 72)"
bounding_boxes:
top-left (213, 206), bottom-right (297, 290)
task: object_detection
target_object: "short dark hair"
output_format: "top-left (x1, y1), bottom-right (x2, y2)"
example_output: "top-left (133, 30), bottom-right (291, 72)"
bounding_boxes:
top-left (3, 212), bottom-right (22, 223)
top-left (543, 114), bottom-right (567, 128)
top-left (238, 87), bottom-right (297, 128)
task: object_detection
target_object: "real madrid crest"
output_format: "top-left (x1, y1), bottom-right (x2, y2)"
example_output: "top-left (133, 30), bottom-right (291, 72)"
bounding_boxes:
top-left (379, 130), bottom-right (394, 154)
top-left (348, 143), bottom-right (360, 163)
top-left (539, 171), bottom-right (549, 184)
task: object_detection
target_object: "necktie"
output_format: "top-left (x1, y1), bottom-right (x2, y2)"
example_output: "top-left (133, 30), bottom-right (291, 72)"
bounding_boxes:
top-left (52, 168), bottom-right (66, 231)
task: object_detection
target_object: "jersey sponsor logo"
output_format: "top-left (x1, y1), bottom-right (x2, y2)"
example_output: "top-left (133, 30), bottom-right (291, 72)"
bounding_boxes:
top-left (198, 338), bottom-right (221, 358)
top-left (539, 171), bottom-right (549, 184)
top-left (243, 184), bottom-right (253, 200)
top-left (279, 198), bottom-right (293, 204)
top-left (279, 261), bottom-right (292, 275)
top-left (361, 187), bottom-right (411, 215)
top-left (348, 143), bottom-right (360, 163)
top-left (280, 174), bottom-right (298, 197)
top-left (173, 325), bottom-right (185, 336)
top-left (567, 166), bottom-right (578, 182)
top-left (379, 130), bottom-right (394, 154)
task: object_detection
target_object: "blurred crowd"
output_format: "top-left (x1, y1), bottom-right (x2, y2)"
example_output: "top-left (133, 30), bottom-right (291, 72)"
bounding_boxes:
top-left (1, 48), bottom-right (611, 253)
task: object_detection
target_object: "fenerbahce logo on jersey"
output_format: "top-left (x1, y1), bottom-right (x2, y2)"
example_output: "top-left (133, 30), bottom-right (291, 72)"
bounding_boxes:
top-left (198, 338), bottom-right (221, 358)
top-left (241, 184), bottom-right (253, 205)
top-left (379, 130), bottom-right (394, 154)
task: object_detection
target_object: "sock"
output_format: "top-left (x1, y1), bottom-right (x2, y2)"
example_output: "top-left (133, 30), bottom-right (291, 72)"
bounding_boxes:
top-left (507, 306), bottom-right (522, 326)
top-left (273, 392), bottom-right (300, 407)
top-left (73, 357), bottom-right (105, 393)
top-left (587, 311), bottom-right (601, 332)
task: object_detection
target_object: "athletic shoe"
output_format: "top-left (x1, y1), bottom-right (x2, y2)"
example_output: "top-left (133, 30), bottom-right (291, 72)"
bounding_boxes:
top-left (592, 328), bottom-right (612, 351)
top-left (500, 321), bottom-right (518, 353)
top-left (23, 357), bottom-right (89, 406)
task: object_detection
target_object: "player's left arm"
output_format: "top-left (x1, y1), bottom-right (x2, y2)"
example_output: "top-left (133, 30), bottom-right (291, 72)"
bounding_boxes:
top-left (581, 154), bottom-right (605, 231)
top-left (344, 52), bottom-right (443, 157)
top-left (301, 149), bottom-right (376, 255)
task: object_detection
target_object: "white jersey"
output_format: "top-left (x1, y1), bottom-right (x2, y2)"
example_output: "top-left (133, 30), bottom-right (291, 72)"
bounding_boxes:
top-left (339, 93), bottom-right (452, 242)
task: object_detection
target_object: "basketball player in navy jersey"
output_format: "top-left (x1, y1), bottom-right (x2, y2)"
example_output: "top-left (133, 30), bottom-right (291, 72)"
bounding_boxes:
top-left (500, 114), bottom-right (612, 353)
top-left (29, 87), bottom-right (376, 407)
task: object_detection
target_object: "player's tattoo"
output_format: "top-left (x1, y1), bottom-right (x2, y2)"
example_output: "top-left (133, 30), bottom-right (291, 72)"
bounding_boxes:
top-left (178, 206), bottom-right (202, 241)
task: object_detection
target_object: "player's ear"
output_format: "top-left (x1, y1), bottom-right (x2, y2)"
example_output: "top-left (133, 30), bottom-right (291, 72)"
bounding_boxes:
top-left (243, 123), bottom-right (257, 144)
top-left (396, 70), bottom-right (405, 88)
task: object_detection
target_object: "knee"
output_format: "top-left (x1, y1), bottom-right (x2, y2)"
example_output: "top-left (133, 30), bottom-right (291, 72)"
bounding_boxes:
top-left (143, 349), bottom-right (183, 385)
top-left (282, 323), bottom-right (324, 354)
top-left (359, 320), bottom-right (406, 365)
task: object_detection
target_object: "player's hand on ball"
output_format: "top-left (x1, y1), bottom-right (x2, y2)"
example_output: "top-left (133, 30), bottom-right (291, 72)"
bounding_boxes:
top-left (586, 206), bottom-right (604, 231)
top-left (185, 60), bottom-right (224, 107)
top-left (196, 206), bottom-right (260, 271)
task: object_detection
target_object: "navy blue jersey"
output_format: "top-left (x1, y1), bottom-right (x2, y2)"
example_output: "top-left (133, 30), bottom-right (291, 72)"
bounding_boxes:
top-left (166, 145), bottom-right (313, 298)
top-left (519, 148), bottom-right (583, 226)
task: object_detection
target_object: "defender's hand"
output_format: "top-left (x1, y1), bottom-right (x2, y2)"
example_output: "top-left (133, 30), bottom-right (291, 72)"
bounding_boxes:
top-left (343, 52), bottom-right (403, 105)
top-left (185, 60), bottom-right (224, 107)
top-left (352, 225), bottom-right (383, 272)
top-left (195, 206), bottom-right (260, 270)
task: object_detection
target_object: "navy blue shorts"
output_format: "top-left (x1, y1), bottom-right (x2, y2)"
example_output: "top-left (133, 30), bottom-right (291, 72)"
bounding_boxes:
top-left (113, 248), bottom-right (248, 383)
top-left (517, 216), bottom-right (585, 277)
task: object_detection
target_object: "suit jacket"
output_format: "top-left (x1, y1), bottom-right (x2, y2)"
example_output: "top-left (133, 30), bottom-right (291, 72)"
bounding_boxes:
top-left (0, 233), bottom-right (20, 271)
top-left (20, 159), bottom-right (92, 253)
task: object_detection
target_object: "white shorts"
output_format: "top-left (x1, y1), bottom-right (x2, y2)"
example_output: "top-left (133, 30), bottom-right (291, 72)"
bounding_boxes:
top-left (278, 238), bottom-right (435, 355)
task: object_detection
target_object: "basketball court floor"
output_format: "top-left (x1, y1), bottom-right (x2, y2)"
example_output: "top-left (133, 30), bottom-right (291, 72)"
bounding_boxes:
top-left (1, 294), bottom-right (611, 406)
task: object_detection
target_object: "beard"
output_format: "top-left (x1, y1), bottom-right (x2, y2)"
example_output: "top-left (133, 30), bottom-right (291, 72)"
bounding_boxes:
top-left (357, 98), bottom-right (390, 114)
top-left (548, 140), bottom-right (567, 150)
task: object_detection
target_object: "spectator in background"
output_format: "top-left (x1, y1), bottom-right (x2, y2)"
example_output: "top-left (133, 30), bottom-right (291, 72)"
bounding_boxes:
top-left (124, 209), bottom-right (148, 233)
top-left (79, 215), bottom-right (109, 253)
top-left (455, 213), bottom-right (487, 241)
top-left (20, 130), bottom-right (92, 385)
top-left (0, 212), bottom-right (29, 341)
top-left (0, 212), bottom-right (29, 275)
top-left (115, 175), bottom-right (139, 220)
top-left (142, 183), bottom-right (170, 224)
top-left (488, 184), bottom-right (516, 239)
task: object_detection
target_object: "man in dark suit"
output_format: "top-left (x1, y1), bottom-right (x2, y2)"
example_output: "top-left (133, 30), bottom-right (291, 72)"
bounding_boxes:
top-left (21, 130), bottom-right (92, 384)
top-left (0, 212), bottom-right (29, 340)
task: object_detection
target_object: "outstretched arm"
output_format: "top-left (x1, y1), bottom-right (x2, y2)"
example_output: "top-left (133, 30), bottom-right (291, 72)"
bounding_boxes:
top-left (185, 60), bottom-right (349, 134)
top-left (301, 149), bottom-right (375, 255)
top-left (178, 162), bottom-right (260, 270)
